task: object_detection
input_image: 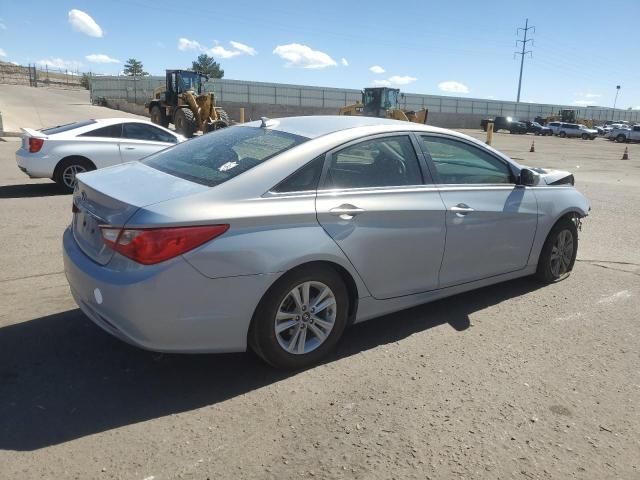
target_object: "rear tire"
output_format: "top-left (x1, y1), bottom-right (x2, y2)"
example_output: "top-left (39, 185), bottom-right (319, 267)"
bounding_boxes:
top-left (535, 218), bottom-right (578, 283)
top-left (616, 134), bottom-right (626, 143)
top-left (559, 131), bottom-right (567, 138)
top-left (173, 108), bottom-right (197, 137)
top-left (249, 265), bottom-right (349, 369)
top-left (150, 105), bottom-right (169, 128)
top-left (54, 157), bottom-right (95, 193)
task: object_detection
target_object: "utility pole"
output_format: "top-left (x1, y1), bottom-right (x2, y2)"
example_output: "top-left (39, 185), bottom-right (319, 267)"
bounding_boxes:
top-left (515, 18), bottom-right (535, 103)
top-left (612, 85), bottom-right (621, 120)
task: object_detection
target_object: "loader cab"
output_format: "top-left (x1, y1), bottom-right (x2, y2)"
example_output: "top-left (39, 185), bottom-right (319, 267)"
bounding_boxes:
top-left (165, 70), bottom-right (208, 105)
top-left (361, 87), bottom-right (400, 117)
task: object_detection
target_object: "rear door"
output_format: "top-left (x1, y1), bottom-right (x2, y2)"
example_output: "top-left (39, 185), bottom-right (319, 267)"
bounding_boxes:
top-left (315, 133), bottom-right (447, 299)
top-left (417, 134), bottom-right (538, 287)
top-left (119, 123), bottom-right (178, 162)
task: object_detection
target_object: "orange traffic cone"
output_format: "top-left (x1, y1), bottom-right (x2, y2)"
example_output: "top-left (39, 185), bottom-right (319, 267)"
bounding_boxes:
top-left (622, 147), bottom-right (629, 160)
top-left (530, 140), bottom-right (535, 153)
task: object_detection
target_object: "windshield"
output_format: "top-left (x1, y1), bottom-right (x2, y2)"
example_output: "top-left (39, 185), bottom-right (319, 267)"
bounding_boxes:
top-left (383, 89), bottom-right (398, 109)
top-left (144, 126), bottom-right (308, 187)
top-left (177, 72), bottom-right (203, 93)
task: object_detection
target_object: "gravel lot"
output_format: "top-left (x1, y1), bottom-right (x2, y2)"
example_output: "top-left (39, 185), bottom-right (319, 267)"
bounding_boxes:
top-left (0, 111), bottom-right (639, 479)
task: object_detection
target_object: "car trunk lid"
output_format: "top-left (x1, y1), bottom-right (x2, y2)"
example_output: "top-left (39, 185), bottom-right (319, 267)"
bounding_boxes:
top-left (72, 162), bottom-right (208, 265)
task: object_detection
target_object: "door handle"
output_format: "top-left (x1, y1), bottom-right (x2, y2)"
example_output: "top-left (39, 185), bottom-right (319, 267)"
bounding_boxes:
top-left (124, 147), bottom-right (136, 150)
top-left (329, 204), bottom-right (365, 220)
top-left (450, 203), bottom-right (475, 216)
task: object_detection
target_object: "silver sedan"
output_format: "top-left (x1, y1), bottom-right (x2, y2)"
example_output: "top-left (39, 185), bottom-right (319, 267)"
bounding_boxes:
top-left (64, 116), bottom-right (590, 368)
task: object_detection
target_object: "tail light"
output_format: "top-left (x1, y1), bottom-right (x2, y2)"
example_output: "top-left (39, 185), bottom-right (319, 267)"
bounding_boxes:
top-left (100, 225), bottom-right (229, 265)
top-left (29, 137), bottom-right (44, 153)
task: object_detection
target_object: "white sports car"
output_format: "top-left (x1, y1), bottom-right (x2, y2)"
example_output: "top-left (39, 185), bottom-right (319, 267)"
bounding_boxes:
top-left (16, 118), bottom-right (185, 192)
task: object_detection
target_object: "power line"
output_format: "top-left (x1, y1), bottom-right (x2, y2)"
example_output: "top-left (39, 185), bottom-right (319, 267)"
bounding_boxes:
top-left (515, 18), bottom-right (535, 103)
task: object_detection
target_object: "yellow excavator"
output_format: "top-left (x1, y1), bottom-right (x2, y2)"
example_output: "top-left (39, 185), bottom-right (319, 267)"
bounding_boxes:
top-left (146, 69), bottom-right (230, 137)
top-left (339, 87), bottom-right (428, 123)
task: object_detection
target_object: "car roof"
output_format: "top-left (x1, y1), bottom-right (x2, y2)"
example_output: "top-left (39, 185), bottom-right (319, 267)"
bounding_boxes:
top-left (238, 115), bottom-right (440, 139)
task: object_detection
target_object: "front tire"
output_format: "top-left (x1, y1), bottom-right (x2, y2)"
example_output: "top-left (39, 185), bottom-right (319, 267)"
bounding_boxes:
top-left (535, 218), bottom-right (578, 283)
top-left (559, 131), bottom-right (567, 138)
top-left (581, 133), bottom-right (589, 140)
top-left (616, 134), bottom-right (626, 143)
top-left (249, 265), bottom-right (349, 369)
top-left (54, 157), bottom-right (95, 193)
top-left (173, 108), bottom-right (197, 138)
top-left (150, 105), bottom-right (169, 128)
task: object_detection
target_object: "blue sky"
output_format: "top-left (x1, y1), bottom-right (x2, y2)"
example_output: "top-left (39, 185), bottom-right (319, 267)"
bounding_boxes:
top-left (1, 0), bottom-right (638, 108)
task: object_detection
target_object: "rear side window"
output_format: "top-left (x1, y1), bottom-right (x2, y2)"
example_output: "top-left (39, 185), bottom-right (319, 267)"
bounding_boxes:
top-left (41, 120), bottom-right (97, 135)
top-left (79, 124), bottom-right (122, 138)
top-left (122, 123), bottom-right (177, 143)
top-left (273, 156), bottom-right (324, 193)
top-left (144, 126), bottom-right (308, 187)
top-left (324, 136), bottom-right (423, 189)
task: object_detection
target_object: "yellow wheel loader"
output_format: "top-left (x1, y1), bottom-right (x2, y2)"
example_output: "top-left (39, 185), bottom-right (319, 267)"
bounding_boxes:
top-left (339, 87), bottom-right (428, 124)
top-left (146, 70), bottom-right (230, 138)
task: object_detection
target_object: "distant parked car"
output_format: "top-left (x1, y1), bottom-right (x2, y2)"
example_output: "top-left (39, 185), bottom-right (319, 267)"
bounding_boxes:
top-left (606, 124), bottom-right (632, 141)
top-left (526, 121), bottom-right (552, 136)
top-left (610, 124), bottom-right (640, 143)
top-left (16, 118), bottom-right (186, 192)
top-left (557, 123), bottom-right (597, 140)
top-left (547, 121), bottom-right (562, 135)
top-left (480, 116), bottom-right (527, 134)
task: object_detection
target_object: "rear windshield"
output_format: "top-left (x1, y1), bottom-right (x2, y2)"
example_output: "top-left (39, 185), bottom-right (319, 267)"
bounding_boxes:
top-left (41, 120), bottom-right (97, 135)
top-left (144, 126), bottom-right (308, 187)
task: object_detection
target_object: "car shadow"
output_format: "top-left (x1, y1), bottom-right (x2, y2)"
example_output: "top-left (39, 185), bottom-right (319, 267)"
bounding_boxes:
top-left (0, 183), bottom-right (68, 199)
top-left (0, 276), bottom-right (543, 451)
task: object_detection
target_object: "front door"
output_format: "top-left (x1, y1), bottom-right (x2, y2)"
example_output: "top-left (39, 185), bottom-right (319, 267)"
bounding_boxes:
top-left (315, 134), bottom-right (447, 299)
top-left (417, 134), bottom-right (538, 287)
top-left (118, 122), bottom-right (177, 163)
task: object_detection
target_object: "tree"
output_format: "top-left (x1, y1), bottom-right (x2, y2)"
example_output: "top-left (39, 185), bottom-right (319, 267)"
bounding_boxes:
top-left (191, 54), bottom-right (224, 78)
top-left (123, 58), bottom-right (148, 77)
top-left (80, 73), bottom-right (91, 90)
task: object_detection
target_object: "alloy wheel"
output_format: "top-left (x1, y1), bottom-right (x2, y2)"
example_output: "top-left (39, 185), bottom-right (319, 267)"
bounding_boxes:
top-left (61, 164), bottom-right (87, 189)
top-left (549, 229), bottom-right (574, 277)
top-left (274, 281), bottom-right (337, 355)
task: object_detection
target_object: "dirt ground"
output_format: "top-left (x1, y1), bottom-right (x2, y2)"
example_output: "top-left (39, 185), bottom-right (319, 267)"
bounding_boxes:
top-left (0, 124), bottom-right (639, 479)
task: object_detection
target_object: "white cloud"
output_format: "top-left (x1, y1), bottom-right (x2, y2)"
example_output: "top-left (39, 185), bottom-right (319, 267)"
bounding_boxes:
top-left (205, 45), bottom-right (242, 59)
top-left (178, 37), bottom-right (201, 51)
top-left (273, 43), bottom-right (337, 69)
top-left (178, 38), bottom-right (257, 59)
top-left (388, 75), bottom-right (416, 85)
top-left (229, 41), bottom-right (257, 56)
top-left (438, 81), bottom-right (469, 94)
top-left (576, 92), bottom-right (601, 99)
top-left (573, 100), bottom-right (594, 106)
top-left (372, 75), bottom-right (417, 87)
top-left (37, 57), bottom-right (82, 70)
top-left (341, 57), bottom-right (349, 66)
top-left (369, 65), bottom-right (385, 74)
top-left (0, 48), bottom-right (6, 57)
top-left (85, 53), bottom-right (120, 64)
top-left (0, 22), bottom-right (6, 30)
top-left (68, 9), bottom-right (103, 38)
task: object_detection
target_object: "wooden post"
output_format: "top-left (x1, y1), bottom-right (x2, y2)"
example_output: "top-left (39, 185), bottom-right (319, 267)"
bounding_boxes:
top-left (239, 108), bottom-right (245, 123)
top-left (486, 122), bottom-right (494, 145)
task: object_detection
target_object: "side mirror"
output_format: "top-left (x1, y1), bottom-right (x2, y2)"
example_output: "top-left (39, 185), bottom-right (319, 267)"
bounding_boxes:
top-left (519, 168), bottom-right (538, 186)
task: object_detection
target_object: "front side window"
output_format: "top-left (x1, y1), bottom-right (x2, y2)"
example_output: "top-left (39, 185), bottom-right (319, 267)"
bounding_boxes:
top-left (420, 135), bottom-right (513, 185)
top-left (144, 126), bottom-right (308, 187)
top-left (122, 123), bottom-right (177, 143)
top-left (324, 136), bottom-right (423, 189)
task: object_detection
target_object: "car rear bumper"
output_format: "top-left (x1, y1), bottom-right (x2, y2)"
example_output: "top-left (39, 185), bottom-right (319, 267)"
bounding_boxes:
top-left (15, 149), bottom-right (55, 178)
top-left (63, 227), bottom-right (279, 353)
